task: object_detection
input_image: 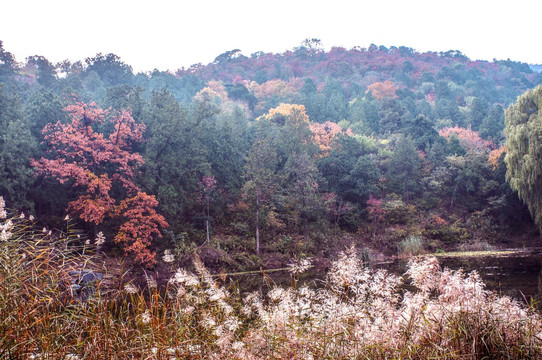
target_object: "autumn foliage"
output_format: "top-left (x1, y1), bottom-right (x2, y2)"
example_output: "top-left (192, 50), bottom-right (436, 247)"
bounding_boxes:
top-left (366, 196), bottom-right (385, 224)
top-left (248, 78), bottom-right (303, 100)
top-left (32, 100), bottom-right (167, 266)
top-left (309, 121), bottom-right (353, 156)
top-left (114, 192), bottom-right (168, 265)
top-left (194, 81), bottom-right (229, 103)
top-left (366, 81), bottom-right (398, 100)
top-left (438, 126), bottom-right (494, 152)
top-left (262, 103), bottom-right (310, 125)
top-left (488, 146), bottom-right (506, 169)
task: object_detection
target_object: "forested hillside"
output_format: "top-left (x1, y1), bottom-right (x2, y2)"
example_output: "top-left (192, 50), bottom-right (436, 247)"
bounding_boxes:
top-left (1, 39), bottom-right (540, 267)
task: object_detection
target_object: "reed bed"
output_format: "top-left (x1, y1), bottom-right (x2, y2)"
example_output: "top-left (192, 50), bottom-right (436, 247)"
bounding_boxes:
top-left (1, 197), bottom-right (541, 359)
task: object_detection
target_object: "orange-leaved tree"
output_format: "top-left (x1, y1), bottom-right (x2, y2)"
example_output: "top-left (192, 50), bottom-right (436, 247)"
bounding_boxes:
top-left (366, 81), bottom-right (397, 100)
top-left (309, 121), bottom-right (353, 156)
top-left (262, 103), bottom-right (310, 125)
top-left (32, 99), bottom-right (167, 266)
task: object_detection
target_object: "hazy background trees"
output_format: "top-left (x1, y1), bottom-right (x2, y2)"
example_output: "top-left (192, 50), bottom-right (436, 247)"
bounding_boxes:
top-left (0, 39), bottom-right (540, 263)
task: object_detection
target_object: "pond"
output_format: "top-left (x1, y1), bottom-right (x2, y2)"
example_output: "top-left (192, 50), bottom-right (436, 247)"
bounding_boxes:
top-left (375, 248), bottom-right (542, 307)
top-left (227, 248), bottom-right (542, 308)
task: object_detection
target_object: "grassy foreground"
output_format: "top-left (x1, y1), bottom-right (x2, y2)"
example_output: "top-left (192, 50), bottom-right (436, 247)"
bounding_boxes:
top-left (1, 206), bottom-right (541, 359)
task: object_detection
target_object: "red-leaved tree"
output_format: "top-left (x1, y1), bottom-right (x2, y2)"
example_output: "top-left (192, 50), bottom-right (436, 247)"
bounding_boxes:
top-left (114, 192), bottom-right (168, 265)
top-left (32, 100), bottom-right (167, 266)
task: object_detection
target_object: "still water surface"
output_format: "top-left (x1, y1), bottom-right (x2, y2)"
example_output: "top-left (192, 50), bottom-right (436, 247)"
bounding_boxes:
top-left (376, 248), bottom-right (542, 306)
top-left (232, 248), bottom-right (542, 307)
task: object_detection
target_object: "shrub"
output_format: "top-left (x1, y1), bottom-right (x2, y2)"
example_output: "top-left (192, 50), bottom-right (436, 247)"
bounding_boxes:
top-left (398, 234), bottom-right (425, 256)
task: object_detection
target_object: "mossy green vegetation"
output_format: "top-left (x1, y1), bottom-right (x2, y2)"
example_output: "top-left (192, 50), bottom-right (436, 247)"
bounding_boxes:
top-left (430, 249), bottom-right (521, 258)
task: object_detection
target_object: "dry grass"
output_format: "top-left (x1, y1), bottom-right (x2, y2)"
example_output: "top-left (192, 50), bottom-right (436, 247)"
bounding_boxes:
top-left (1, 199), bottom-right (541, 359)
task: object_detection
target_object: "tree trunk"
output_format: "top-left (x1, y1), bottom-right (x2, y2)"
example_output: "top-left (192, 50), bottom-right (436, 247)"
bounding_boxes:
top-left (302, 197), bottom-right (307, 242)
top-left (205, 197), bottom-right (210, 245)
top-left (206, 218), bottom-right (210, 244)
top-left (256, 194), bottom-right (260, 254)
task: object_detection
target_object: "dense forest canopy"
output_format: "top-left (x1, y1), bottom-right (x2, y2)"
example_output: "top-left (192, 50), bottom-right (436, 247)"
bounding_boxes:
top-left (0, 39), bottom-right (540, 265)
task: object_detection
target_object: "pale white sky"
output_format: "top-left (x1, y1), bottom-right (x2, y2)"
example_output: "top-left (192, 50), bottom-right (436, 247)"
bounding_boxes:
top-left (1, 0), bottom-right (541, 73)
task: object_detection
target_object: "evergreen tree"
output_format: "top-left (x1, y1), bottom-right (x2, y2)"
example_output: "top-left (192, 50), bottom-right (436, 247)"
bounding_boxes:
top-left (317, 134), bottom-right (379, 207)
top-left (141, 88), bottom-right (205, 228)
top-left (0, 41), bottom-right (16, 81)
top-left (468, 97), bottom-right (488, 131)
top-left (480, 104), bottom-right (505, 144)
top-left (0, 85), bottom-right (36, 212)
top-left (26, 89), bottom-right (65, 140)
top-left (0, 119), bottom-right (36, 212)
top-left (347, 95), bottom-right (381, 134)
top-left (404, 114), bottom-right (439, 151)
top-left (285, 153), bottom-right (322, 239)
top-left (242, 125), bottom-right (279, 253)
top-left (386, 136), bottom-right (422, 199)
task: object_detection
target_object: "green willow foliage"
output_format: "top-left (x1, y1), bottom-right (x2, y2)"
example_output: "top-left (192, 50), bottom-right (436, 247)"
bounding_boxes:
top-left (505, 85), bottom-right (542, 230)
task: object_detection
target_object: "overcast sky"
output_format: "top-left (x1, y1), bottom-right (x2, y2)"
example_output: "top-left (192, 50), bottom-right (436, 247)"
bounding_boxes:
top-left (1, 0), bottom-right (541, 73)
